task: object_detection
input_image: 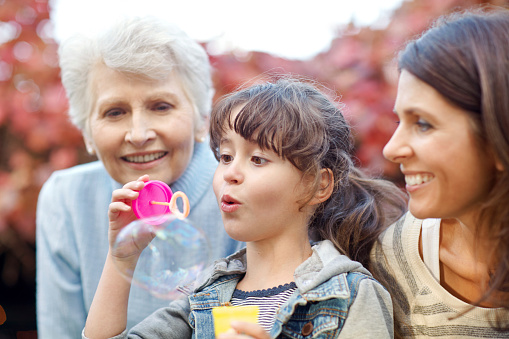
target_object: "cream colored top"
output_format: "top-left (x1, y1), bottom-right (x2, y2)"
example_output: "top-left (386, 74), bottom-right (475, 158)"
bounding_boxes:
top-left (371, 212), bottom-right (509, 338)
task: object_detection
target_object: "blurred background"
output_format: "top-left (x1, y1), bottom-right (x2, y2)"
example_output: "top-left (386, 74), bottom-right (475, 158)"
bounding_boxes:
top-left (0, 0), bottom-right (506, 337)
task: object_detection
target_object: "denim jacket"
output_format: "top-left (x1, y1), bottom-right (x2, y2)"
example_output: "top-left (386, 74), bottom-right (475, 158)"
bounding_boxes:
top-left (96, 240), bottom-right (393, 338)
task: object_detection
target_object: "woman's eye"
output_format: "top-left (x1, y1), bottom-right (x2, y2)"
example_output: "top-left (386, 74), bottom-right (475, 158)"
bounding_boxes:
top-left (251, 156), bottom-right (267, 165)
top-left (104, 109), bottom-right (124, 118)
top-left (220, 154), bottom-right (233, 164)
top-left (416, 118), bottom-right (432, 132)
top-left (152, 102), bottom-right (173, 112)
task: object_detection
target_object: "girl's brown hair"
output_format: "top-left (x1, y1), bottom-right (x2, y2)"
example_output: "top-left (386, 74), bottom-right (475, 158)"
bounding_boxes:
top-left (210, 78), bottom-right (407, 268)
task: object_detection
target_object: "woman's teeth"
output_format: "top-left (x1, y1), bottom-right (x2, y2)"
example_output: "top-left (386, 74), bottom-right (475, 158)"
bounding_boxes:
top-left (124, 152), bottom-right (166, 163)
top-left (405, 174), bottom-right (433, 186)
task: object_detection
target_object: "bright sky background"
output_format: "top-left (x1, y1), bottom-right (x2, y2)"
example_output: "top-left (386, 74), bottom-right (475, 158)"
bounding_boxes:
top-left (49, 0), bottom-right (405, 60)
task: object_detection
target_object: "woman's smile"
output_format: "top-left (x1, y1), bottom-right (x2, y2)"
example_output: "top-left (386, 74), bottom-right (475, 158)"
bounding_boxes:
top-left (121, 151), bottom-right (168, 164)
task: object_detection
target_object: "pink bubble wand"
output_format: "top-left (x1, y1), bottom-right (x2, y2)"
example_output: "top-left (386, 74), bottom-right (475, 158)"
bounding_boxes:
top-left (131, 180), bottom-right (190, 224)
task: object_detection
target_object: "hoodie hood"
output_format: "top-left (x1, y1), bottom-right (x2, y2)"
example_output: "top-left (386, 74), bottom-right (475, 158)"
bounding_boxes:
top-left (294, 240), bottom-right (371, 293)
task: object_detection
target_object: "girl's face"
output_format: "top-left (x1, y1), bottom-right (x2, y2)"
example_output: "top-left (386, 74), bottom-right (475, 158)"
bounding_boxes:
top-left (212, 108), bottom-right (312, 243)
top-left (85, 63), bottom-right (206, 185)
top-left (383, 70), bottom-right (497, 224)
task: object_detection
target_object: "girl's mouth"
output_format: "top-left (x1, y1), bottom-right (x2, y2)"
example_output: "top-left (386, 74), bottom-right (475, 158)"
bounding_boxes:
top-left (220, 195), bottom-right (241, 213)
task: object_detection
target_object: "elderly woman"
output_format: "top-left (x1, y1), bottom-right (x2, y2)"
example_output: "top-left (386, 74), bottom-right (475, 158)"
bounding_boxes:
top-left (36, 17), bottom-right (241, 339)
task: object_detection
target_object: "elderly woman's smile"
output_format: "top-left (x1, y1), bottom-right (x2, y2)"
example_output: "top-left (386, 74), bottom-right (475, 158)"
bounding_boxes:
top-left (121, 151), bottom-right (168, 164)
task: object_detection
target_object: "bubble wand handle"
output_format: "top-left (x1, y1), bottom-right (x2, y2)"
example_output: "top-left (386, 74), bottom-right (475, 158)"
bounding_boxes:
top-left (150, 191), bottom-right (190, 219)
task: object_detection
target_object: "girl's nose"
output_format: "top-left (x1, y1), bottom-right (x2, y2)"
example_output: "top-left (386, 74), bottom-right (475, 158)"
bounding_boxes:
top-left (383, 125), bottom-right (413, 163)
top-left (125, 111), bottom-right (156, 146)
top-left (223, 159), bottom-right (244, 184)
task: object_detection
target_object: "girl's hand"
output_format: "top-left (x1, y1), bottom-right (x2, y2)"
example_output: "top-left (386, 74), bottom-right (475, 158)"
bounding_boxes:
top-left (108, 175), bottom-right (152, 261)
top-left (217, 321), bottom-right (271, 339)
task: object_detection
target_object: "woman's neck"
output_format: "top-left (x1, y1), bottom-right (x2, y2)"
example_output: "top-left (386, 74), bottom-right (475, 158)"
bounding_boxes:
top-left (439, 218), bottom-right (498, 306)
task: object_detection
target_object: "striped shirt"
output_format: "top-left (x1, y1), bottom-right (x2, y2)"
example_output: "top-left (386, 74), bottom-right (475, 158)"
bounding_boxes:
top-left (231, 282), bottom-right (297, 332)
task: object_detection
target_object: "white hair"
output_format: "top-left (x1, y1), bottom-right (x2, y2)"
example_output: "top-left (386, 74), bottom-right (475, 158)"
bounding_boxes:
top-left (58, 16), bottom-right (214, 133)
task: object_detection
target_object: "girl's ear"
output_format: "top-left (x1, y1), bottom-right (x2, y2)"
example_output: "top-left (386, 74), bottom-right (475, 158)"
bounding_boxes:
top-left (310, 168), bottom-right (334, 206)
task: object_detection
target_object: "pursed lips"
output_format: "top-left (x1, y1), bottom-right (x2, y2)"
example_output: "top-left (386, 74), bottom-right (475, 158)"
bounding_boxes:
top-left (220, 194), bottom-right (241, 213)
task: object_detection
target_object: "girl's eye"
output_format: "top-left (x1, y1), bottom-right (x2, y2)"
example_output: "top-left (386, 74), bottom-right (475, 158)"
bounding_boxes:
top-left (220, 154), bottom-right (233, 164)
top-left (416, 118), bottom-right (432, 132)
top-left (251, 156), bottom-right (267, 165)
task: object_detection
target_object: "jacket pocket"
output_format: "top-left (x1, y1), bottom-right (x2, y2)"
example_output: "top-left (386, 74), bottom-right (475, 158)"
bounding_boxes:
top-left (279, 300), bottom-right (346, 338)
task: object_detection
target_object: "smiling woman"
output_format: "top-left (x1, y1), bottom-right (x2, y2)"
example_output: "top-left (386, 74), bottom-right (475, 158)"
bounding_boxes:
top-left (35, 16), bottom-right (243, 339)
top-left (370, 7), bottom-right (509, 338)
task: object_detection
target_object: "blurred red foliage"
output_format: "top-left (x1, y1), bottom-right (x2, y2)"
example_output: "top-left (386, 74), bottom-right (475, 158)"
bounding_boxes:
top-left (0, 0), bottom-right (504, 333)
top-left (210, 0), bottom-right (506, 180)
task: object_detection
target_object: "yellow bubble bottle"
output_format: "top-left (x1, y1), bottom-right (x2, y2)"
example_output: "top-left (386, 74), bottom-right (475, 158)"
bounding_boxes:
top-left (212, 305), bottom-right (259, 336)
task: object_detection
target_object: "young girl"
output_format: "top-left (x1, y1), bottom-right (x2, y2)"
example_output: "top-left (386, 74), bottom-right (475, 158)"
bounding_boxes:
top-left (84, 78), bottom-right (407, 338)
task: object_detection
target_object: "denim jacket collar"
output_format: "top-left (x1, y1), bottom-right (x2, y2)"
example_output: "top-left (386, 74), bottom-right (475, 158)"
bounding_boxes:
top-left (194, 240), bottom-right (371, 295)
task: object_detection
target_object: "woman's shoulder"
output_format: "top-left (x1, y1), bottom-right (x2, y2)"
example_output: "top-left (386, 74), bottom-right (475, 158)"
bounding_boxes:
top-left (39, 161), bottom-right (114, 200)
top-left (44, 161), bottom-right (109, 185)
top-left (371, 212), bottom-right (424, 267)
top-left (378, 212), bottom-right (423, 245)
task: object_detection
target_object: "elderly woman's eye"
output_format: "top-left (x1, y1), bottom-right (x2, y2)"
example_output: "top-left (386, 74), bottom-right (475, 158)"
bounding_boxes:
top-left (153, 102), bottom-right (173, 111)
top-left (105, 109), bottom-right (124, 118)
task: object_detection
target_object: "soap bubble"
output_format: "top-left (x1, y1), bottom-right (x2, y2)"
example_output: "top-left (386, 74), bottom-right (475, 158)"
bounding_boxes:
top-left (113, 214), bottom-right (210, 300)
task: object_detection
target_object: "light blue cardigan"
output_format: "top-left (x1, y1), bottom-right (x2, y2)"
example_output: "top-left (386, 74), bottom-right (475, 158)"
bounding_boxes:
top-left (36, 141), bottom-right (242, 339)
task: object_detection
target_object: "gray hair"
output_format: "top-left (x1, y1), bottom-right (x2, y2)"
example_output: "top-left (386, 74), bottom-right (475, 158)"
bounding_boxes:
top-left (58, 16), bottom-right (214, 133)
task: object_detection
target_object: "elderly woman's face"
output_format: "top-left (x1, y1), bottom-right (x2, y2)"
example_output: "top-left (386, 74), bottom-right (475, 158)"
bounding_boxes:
top-left (85, 63), bottom-right (206, 185)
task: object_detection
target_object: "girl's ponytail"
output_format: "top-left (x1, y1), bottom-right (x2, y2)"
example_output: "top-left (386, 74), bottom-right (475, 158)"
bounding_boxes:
top-left (310, 163), bottom-right (407, 269)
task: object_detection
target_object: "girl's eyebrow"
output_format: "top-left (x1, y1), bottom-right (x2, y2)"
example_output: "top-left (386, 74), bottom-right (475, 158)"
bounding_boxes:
top-left (219, 137), bottom-right (231, 145)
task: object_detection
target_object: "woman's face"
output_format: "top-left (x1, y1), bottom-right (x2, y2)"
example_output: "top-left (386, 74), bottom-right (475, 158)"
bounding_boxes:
top-left (383, 70), bottom-right (497, 224)
top-left (85, 63), bottom-right (206, 185)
